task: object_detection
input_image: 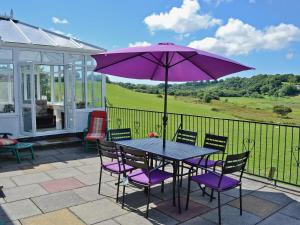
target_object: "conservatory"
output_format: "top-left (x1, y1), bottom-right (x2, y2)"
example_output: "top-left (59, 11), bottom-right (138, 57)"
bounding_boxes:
top-left (0, 15), bottom-right (106, 137)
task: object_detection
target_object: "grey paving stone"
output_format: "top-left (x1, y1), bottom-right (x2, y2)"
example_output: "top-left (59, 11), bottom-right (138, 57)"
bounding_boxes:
top-left (181, 217), bottom-right (217, 225)
top-left (0, 170), bottom-right (24, 178)
top-left (78, 157), bottom-right (99, 165)
top-left (4, 184), bottom-right (48, 202)
top-left (74, 172), bottom-right (115, 185)
top-left (46, 167), bottom-right (84, 179)
top-left (74, 184), bottom-right (103, 201)
top-left (114, 209), bottom-right (178, 225)
top-left (76, 164), bottom-right (99, 174)
top-left (11, 172), bottom-right (52, 186)
top-left (4, 220), bottom-right (22, 225)
top-left (0, 177), bottom-right (16, 189)
top-left (202, 205), bottom-right (261, 225)
top-left (1, 199), bottom-right (41, 221)
top-left (32, 190), bottom-right (86, 213)
top-left (51, 159), bottom-right (83, 169)
top-left (279, 201), bottom-right (300, 220)
top-left (250, 186), bottom-right (293, 206)
top-left (190, 190), bottom-right (235, 209)
top-left (93, 219), bottom-right (119, 225)
top-left (257, 213), bottom-right (300, 225)
top-left (70, 198), bottom-right (127, 224)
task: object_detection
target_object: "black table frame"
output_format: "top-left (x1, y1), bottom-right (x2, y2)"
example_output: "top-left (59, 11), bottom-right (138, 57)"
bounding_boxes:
top-left (115, 138), bottom-right (219, 213)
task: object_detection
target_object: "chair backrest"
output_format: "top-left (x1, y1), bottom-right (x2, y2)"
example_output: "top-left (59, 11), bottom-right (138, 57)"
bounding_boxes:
top-left (88, 111), bottom-right (107, 135)
top-left (121, 147), bottom-right (148, 171)
top-left (203, 133), bottom-right (228, 152)
top-left (98, 140), bottom-right (119, 165)
top-left (222, 151), bottom-right (250, 180)
top-left (109, 128), bottom-right (132, 141)
top-left (175, 129), bottom-right (198, 146)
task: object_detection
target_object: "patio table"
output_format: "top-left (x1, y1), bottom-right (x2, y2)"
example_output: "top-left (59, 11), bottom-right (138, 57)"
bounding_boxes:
top-left (115, 138), bottom-right (219, 213)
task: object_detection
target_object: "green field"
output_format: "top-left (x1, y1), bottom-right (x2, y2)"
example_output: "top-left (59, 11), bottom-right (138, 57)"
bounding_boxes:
top-left (107, 83), bottom-right (300, 125)
top-left (107, 83), bottom-right (300, 186)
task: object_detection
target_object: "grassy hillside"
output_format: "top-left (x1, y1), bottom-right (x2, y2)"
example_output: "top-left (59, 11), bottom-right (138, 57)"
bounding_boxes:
top-left (107, 83), bottom-right (300, 125)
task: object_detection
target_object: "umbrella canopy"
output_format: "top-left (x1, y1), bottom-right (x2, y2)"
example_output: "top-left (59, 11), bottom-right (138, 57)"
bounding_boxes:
top-left (92, 42), bottom-right (253, 147)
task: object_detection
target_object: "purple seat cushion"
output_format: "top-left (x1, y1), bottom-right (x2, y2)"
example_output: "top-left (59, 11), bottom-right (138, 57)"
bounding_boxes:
top-left (128, 169), bottom-right (173, 186)
top-left (184, 158), bottom-right (223, 168)
top-left (102, 161), bottom-right (134, 173)
top-left (191, 172), bottom-right (239, 191)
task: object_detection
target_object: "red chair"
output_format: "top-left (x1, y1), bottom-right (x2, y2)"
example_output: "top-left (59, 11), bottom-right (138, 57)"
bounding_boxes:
top-left (83, 111), bottom-right (107, 151)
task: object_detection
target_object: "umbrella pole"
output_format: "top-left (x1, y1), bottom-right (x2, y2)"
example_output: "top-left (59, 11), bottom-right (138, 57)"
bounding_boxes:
top-left (163, 52), bottom-right (169, 149)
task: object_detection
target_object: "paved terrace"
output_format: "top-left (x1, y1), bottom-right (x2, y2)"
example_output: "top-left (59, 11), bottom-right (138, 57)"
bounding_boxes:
top-left (0, 146), bottom-right (300, 225)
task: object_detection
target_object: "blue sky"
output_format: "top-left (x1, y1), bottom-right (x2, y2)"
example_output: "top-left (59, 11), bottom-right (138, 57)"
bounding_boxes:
top-left (1, 0), bottom-right (300, 84)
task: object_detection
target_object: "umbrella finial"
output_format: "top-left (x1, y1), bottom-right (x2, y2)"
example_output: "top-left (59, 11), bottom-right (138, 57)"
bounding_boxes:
top-left (158, 42), bottom-right (174, 45)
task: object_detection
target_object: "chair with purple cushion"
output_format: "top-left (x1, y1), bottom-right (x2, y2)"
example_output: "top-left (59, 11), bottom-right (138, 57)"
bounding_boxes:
top-left (98, 140), bottom-right (135, 202)
top-left (184, 133), bottom-right (228, 170)
top-left (186, 151), bottom-right (250, 225)
top-left (120, 147), bottom-right (173, 218)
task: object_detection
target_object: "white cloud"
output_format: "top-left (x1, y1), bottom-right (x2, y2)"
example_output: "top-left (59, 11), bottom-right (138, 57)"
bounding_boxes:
top-left (129, 41), bottom-right (151, 47)
top-left (189, 18), bottom-right (300, 56)
top-left (203, 0), bottom-right (232, 6)
top-left (286, 52), bottom-right (294, 60)
top-left (144, 0), bottom-right (222, 34)
top-left (52, 16), bottom-right (69, 24)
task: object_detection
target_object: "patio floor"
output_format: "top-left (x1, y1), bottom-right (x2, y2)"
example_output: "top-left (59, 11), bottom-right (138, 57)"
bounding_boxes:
top-left (1, 146), bottom-right (300, 225)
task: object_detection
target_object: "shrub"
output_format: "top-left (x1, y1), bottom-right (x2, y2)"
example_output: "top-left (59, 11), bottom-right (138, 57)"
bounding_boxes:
top-left (157, 94), bottom-right (163, 98)
top-left (273, 105), bottom-right (292, 117)
top-left (211, 108), bottom-right (219, 112)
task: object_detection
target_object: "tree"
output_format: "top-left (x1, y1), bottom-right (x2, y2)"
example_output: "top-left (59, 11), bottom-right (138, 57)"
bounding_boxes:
top-left (279, 84), bottom-right (298, 96)
top-left (273, 105), bottom-right (292, 117)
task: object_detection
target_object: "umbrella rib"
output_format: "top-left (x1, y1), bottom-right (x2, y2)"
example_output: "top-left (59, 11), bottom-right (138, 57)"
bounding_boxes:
top-left (149, 53), bottom-right (165, 66)
top-left (176, 52), bottom-right (216, 80)
top-left (168, 52), bottom-right (176, 66)
top-left (150, 53), bottom-right (165, 80)
top-left (140, 55), bottom-right (164, 67)
top-left (98, 53), bottom-right (145, 70)
top-left (169, 52), bottom-right (198, 68)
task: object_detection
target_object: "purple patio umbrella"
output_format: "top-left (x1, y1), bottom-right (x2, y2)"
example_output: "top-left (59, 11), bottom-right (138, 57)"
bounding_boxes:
top-left (92, 42), bottom-right (253, 148)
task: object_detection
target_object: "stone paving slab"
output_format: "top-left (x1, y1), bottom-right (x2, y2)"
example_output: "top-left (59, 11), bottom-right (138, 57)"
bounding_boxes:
top-left (181, 216), bottom-right (217, 225)
top-left (0, 170), bottom-right (24, 179)
top-left (32, 190), bottom-right (86, 213)
top-left (155, 198), bottom-right (210, 222)
top-left (228, 195), bottom-right (281, 218)
top-left (279, 201), bottom-right (300, 220)
top-left (257, 212), bottom-right (300, 225)
top-left (74, 184), bottom-right (103, 202)
top-left (0, 178), bottom-right (16, 189)
top-left (190, 190), bottom-right (234, 209)
top-left (74, 172), bottom-right (115, 186)
top-left (76, 164), bottom-right (99, 174)
top-left (4, 220), bottom-right (21, 225)
top-left (202, 205), bottom-right (261, 225)
top-left (46, 167), bottom-right (84, 179)
top-left (11, 172), bottom-right (52, 186)
top-left (114, 210), bottom-right (178, 225)
top-left (250, 186), bottom-right (293, 206)
top-left (4, 183), bottom-right (48, 202)
top-left (21, 208), bottom-right (85, 225)
top-left (40, 177), bottom-right (85, 193)
top-left (70, 198), bottom-right (127, 224)
top-left (21, 164), bottom-right (56, 174)
top-left (1, 199), bottom-right (41, 221)
top-left (51, 160), bottom-right (83, 169)
top-left (93, 219), bottom-right (120, 225)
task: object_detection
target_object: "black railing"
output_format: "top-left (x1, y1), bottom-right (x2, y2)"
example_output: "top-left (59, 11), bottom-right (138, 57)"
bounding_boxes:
top-left (107, 106), bottom-right (300, 187)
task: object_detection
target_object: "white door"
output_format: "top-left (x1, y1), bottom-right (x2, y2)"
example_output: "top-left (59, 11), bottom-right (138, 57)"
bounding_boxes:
top-left (19, 63), bottom-right (36, 135)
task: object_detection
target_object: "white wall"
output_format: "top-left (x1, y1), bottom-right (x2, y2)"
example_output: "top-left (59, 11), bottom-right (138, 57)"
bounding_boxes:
top-left (0, 115), bottom-right (20, 138)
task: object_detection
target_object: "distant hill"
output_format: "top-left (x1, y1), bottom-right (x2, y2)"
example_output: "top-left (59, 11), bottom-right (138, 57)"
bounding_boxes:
top-left (111, 74), bottom-right (300, 102)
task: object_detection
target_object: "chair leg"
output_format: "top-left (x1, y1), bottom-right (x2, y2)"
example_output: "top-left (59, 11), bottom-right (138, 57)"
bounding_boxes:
top-left (240, 184), bottom-right (242, 215)
top-left (210, 189), bottom-right (214, 202)
top-left (15, 149), bottom-right (21, 163)
top-left (161, 160), bottom-right (165, 193)
top-left (98, 167), bottom-right (102, 195)
top-left (146, 186), bottom-right (151, 218)
top-left (180, 162), bottom-right (184, 187)
top-left (116, 174), bottom-right (120, 202)
top-left (30, 146), bottom-right (35, 160)
top-left (122, 184), bottom-right (126, 209)
top-left (185, 177), bottom-right (191, 210)
top-left (218, 191), bottom-right (221, 225)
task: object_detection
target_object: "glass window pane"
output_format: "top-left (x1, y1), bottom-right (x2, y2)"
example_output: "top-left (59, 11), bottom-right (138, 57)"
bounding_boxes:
top-left (67, 54), bottom-right (84, 65)
top-left (42, 52), bottom-right (63, 64)
top-left (86, 56), bottom-right (96, 67)
top-left (0, 49), bottom-right (13, 61)
top-left (87, 70), bottom-right (102, 108)
top-left (75, 66), bottom-right (85, 108)
top-left (19, 50), bottom-right (41, 62)
top-left (0, 64), bottom-right (14, 113)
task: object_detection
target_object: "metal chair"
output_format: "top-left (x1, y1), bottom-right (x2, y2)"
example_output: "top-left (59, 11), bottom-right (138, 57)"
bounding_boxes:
top-left (120, 147), bottom-right (173, 218)
top-left (109, 128), bottom-right (132, 141)
top-left (98, 140), bottom-right (135, 202)
top-left (184, 133), bottom-right (228, 169)
top-left (186, 151), bottom-right (250, 225)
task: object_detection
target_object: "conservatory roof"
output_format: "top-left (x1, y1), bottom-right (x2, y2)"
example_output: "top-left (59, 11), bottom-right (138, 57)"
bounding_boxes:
top-left (0, 16), bottom-right (105, 52)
